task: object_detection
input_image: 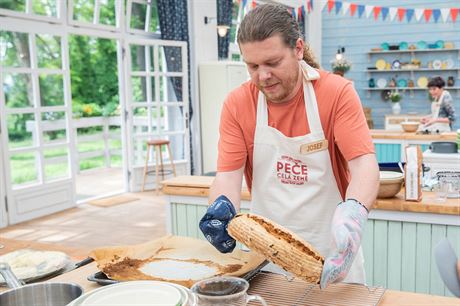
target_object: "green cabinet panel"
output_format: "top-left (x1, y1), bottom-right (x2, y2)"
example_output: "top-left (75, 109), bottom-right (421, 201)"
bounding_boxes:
top-left (374, 143), bottom-right (401, 163)
top-left (373, 220), bottom-right (388, 287)
top-left (387, 221), bottom-right (402, 290)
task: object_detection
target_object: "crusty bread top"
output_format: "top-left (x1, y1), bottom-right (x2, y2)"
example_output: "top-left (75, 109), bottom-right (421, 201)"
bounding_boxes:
top-left (233, 213), bottom-right (324, 263)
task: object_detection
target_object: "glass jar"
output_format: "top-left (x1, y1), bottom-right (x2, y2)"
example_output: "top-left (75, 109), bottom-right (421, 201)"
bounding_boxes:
top-left (436, 171), bottom-right (460, 199)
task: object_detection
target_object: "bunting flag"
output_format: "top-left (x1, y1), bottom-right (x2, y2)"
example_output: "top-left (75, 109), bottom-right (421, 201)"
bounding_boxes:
top-left (237, 0), bottom-right (459, 24)
top-left (335, 1), bottom-right (342, 14)
top-left (388, 7), bottom-right (397, 21)
top-left (350, 3), bottom-right (357, 16)
top-left (397, 8), bottom-right (406, 22)
top-left (415, 8), bottom-right (424, 22)
top-left (341, 1), bottom-right (350, 15)
top-left (441, 8), bottom-right (450, 23)
top-left (381, 7), bottom-right (389, 20)
top-left (373, 6), bottom-right (381, 20)
top-left (433, 9), bottom-right (441, 23)
top-left (406, 9), bottom-right (414, 22)
top-left (451, 8), bottom-right (459, 23)
top-left (357, 4), bottom-right (365, 18)
top-left (365, 5), bottom-right (373, 18)
top-left (424, 9), bottom-right (432, 22)
top-left (327, 0), bottom-right (335, 13)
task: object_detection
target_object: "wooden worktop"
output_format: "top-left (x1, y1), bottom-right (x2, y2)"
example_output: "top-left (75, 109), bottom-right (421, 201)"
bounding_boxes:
top-left (370, 129), bottom-right (456, 140)
top-left (20, 262), bottom-right (459, 305)
top-left (162, 176), bottom-right (460, 215)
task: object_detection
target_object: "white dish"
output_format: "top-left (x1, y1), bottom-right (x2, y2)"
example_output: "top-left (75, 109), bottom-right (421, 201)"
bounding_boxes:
top-left (70, 281), bottom-right (184, 306)
top-left (432, 59), bottom-right (442, 69)
top-left (0, 249), bottom-right (69, 284)
top-left (444, 58), bottom-right (454, 69)
top-left (377, 78), bottom-right (387, 89)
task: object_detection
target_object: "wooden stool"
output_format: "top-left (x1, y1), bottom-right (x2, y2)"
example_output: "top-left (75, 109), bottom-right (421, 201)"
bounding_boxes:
top-left (142, 139), bottom-right (176, 193)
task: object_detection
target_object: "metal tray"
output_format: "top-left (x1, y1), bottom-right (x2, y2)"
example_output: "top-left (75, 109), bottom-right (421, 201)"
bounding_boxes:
top-left (87, 260), bottom-right (269, 286)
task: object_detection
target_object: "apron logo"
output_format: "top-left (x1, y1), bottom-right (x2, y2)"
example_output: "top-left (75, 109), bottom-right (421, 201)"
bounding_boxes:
top-left (276, 155), bottom-right (308, 185)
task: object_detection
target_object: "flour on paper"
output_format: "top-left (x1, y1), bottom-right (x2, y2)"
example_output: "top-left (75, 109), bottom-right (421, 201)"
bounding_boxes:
top-left (140, 259), bottom-right (218, 280)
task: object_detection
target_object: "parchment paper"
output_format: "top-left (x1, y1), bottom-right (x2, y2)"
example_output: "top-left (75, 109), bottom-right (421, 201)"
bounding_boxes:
top-left (89, 235), bottom-right (265, 288)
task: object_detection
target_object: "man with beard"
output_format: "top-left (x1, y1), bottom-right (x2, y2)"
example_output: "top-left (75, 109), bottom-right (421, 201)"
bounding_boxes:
top-left (200, 3), bottom-right (379, 289)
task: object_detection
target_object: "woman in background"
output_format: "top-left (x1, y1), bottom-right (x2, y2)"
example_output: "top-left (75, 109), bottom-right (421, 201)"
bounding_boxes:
top-left (420, 76), bottom-right (456, 132)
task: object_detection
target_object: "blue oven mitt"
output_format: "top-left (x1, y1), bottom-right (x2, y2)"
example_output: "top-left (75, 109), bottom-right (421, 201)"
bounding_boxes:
top-left (199, 195), bottom-right (237, 253)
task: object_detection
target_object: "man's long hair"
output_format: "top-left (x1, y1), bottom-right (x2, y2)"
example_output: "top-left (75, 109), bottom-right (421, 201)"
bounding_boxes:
top-left (237, 3), bottom-right (319, 68)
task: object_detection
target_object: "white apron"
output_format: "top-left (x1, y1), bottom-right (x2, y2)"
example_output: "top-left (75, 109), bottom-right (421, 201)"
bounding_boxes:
top-left (250, 61), bottom-right (365, 284)
top-left (424, 92), bottom-right (451, 133)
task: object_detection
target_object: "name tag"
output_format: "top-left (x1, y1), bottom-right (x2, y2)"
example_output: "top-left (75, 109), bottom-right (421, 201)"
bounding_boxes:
top-left (300, 139), bottom-right (328, 155)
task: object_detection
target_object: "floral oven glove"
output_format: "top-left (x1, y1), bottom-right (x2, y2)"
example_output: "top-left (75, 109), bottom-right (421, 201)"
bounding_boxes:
top-left (199, 195), bottom-right (237, 253)
top-left (320, 199), bottom-right (369, 289)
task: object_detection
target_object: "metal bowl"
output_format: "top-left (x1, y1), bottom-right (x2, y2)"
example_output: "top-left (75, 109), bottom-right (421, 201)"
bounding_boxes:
top-left (0, 282), bottom-right (83, 306)
top-left (0, 262), bottom-right (83, 306)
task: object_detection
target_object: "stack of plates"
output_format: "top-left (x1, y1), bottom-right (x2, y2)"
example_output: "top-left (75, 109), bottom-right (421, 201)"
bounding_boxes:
top-left (67, 281), bottom-right (192, 306)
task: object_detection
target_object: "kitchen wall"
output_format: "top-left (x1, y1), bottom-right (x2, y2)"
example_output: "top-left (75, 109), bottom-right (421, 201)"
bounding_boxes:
top-left (320, 0), bottom-right (460, 129)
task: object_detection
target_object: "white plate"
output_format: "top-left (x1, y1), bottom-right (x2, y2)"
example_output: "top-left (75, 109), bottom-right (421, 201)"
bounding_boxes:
top-left (435, 239), bottom-right (460, 297)
top-left (376, 78), bottom-right (387, 89)
top-left (432, 59), bottom-right (442, 69)
top-left (73, 281), bottom-right (183, 306)
top-left (444, 58), bottom-right (454, 69)
top-left (0, 249), bottom-right (69, 284)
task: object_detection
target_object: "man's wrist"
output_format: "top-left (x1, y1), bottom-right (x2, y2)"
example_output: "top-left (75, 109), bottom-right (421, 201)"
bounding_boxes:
top-left (343, 198), bottom-right (369, 213)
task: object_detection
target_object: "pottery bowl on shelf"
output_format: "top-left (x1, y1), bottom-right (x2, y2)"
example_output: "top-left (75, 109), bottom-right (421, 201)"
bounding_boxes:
top-left (401, 121), bottom-right (420, 133)
top-left (378, 171), bottom-right (404, 199)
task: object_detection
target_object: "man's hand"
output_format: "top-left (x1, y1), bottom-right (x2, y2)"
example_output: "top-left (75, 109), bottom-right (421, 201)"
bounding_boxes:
top-left (320, 199), bottom-right (368, 289)
top-left (199, 195), bottom-right (237, 253)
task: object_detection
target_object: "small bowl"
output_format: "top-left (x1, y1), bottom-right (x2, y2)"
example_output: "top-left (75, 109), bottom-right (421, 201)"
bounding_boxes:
top-left (378, 171), bottom-right (404, 199)
top-left (401, 121), bottom-right (419, 133)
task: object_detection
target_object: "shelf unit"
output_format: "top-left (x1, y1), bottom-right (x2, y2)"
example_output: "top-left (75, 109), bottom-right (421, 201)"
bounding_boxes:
top-left (365, 48), bottom-right (460, 98)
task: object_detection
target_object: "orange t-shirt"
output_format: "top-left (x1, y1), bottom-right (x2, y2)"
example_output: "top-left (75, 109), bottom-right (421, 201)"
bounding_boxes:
top-left (217, 69), bottom-right (375, 199)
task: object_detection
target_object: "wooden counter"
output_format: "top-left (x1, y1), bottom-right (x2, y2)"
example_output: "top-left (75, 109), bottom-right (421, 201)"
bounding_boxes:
top-left (371, 129), bottom-right (456, 141)
top-left (14, 262), bottom-right (457, 305)
top-left (162, 176), bottom-right (459, 215)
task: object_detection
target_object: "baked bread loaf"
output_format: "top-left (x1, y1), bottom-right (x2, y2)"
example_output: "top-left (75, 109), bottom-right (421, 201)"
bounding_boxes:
top-left (228, 213), bottom-right (324, 284)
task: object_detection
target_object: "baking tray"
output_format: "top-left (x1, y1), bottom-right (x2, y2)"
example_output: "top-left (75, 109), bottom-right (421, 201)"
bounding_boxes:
top-left (87, 260), bottom-right (269, 286)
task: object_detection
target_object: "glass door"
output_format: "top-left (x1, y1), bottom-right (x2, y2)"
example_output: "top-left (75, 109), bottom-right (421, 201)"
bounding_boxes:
top-left (125, 37), bottom-right (190, 190)
top-left (0, 23), bottom-right (76, 224)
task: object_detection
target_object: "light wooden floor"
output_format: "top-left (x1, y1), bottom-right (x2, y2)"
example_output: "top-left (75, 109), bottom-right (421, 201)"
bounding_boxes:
top-left (76, 167), bottom-right (124, 201)
top-left (0, 191), bottom-right (167, 255)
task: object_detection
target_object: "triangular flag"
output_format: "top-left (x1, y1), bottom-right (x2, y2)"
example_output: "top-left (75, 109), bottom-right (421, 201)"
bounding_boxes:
top-left (342, 2), bottom-right (350, 15)
top-left (357, 4), bottom-right (365, 18)
top-left (406, 9), bottom-right (414, 22)
top-left (424, 9), bottom-right (432, 22)
top-left (451, 8), bottom-right (459, 22)
top-left (242, 0), bottom-right (247, 10)
top-left (350, 3), bottom-right (358, 16)
top-left (397, 8), bottom-right (406, 22)
top-left (373, 6), bottom-right (381, 20)
top-left (319, 0), bottom-right (328, 12)
top-left (327, 0), bottom-right (335, 13)
top-left (441, 8), bottom-right (450, 22)
top-left (310, 0), bottom-right (314, 11)
top-left (297, 6), bottom-right (302, 21)
top-left (365, 5), bottom-right (374, 19)
top-left (433, 9), bottom-right (441, 23)
top-left (381, 7), bottom-right (389, 20)
top-left (415, 8), bottom-right (424, 22)
top-left (335, 1), bottom-right (342, 14)
top-left (291, 7), bottom-right (296, 19)
top-left (302, 6), bottom-right (306, 18)
top-left (389, 7), bottom-right (397, 21)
